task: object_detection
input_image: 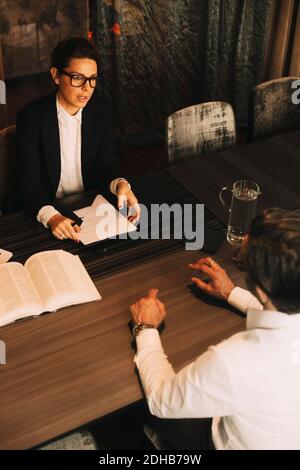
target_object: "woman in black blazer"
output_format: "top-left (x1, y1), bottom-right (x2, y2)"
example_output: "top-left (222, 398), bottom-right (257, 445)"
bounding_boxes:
top-left (16, 37), bottom-right (140, 241)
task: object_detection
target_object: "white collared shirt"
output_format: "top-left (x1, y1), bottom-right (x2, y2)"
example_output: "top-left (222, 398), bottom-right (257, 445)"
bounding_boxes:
top-left (56, 95), bottom-right (84, 198)
top-left (134, 287), bottom-right (300, 450)
top-left (37, 94), bottom-right (128, 227)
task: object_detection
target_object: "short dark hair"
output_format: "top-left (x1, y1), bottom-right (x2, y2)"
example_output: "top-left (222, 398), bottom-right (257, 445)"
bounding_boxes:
top-left (51, 37), bottom-right (101, 73)
top-left (242, 208), bottom-right (300, 314)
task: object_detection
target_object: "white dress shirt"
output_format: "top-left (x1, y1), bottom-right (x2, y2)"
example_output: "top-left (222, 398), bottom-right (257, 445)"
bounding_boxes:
top-left (37, 94), bottom-right (128, 227)
top-left (134, 287), bottom-right (300, 450)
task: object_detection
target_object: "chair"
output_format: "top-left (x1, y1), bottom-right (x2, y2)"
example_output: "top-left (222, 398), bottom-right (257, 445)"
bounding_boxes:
top-left (143, 425), bottom-right (170, 450)
top-left (38, 429), bottom-right (98, 450)
top-left (166, 101), bottom-right (237, 165)
top-left (248, 77), bottom-right (300, 142)
top-left (0, 124), bottom-right (17, 214)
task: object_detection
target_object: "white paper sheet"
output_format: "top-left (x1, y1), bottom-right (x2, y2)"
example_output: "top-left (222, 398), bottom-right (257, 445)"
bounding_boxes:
top-left (74, 195), bottom-right (137, 245)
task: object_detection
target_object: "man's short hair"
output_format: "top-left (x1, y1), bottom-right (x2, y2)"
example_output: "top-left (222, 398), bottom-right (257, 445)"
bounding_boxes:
top-left (51, 37), bottom-right (101, 73)
top-left (242, 208), bottom-right (300, 314)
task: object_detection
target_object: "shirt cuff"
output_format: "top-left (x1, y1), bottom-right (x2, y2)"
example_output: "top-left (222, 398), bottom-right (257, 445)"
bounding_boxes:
top-left (135, 328), bottom-right (163, 354)
top-left (228, 286), bottom-right (263, 314)
top-left (109, 178), bottom-right (130, 195)
top-left (37, 205), bottom-right (60, 228)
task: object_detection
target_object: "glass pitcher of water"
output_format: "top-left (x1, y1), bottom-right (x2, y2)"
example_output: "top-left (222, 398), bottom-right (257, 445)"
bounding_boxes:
top-left (219, 180), bottom-right (261, 245)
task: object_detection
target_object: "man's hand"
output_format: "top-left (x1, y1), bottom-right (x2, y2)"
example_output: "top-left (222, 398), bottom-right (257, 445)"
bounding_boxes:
top-left (116, 181), bottom-right (141, 224)
top-left (130, 288), bottom-right (166, 327)
top-left (188, 257), bottom-right (235, 301)
top-left (48, 214), bottom-right (81, 242)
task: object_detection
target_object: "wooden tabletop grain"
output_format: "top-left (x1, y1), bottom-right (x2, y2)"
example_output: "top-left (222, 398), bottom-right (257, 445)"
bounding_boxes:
top-left (0, 241), bottom-right (245, 449)
top-left (166, 129), bottom-right (300, 224)
top-left (0, 171), bottom-right (246, 449)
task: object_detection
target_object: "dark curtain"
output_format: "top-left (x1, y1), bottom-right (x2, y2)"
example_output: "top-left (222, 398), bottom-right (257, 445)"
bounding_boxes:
top-left (92, 0), bottom-right (272, 147)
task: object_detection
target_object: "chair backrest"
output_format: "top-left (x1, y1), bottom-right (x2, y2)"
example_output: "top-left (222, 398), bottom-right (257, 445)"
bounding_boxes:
top-left (38, 430), bottom-right (98, 450)
top-left (248, 77), bottom-right (300, 142)
top-left (0, 124), bottom-right (17, 214)
top-left (166, 101), bottom-right (237, 165)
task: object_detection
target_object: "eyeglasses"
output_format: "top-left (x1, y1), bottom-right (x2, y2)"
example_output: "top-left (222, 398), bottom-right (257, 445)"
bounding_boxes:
top-left (59, 69), bottom-right (101, 88)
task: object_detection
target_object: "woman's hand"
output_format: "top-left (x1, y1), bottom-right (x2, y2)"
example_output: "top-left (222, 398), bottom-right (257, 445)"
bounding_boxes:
top-left (130, 288), bottom-right (166, 327)
top-left (116, 181), bottom-right (141, 224)
top-left (188, 257), bottom-right (235, 301)
top-left (48, 214), bottom-right (81, 242)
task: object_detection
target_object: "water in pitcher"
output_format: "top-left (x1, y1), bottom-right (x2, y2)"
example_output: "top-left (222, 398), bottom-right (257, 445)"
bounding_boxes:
top-left (227, 190), bottom-right (258, 245)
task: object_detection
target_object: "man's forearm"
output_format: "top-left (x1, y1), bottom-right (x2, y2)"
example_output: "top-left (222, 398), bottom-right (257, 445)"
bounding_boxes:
top-left (134, 329), bottom-right (175, 398)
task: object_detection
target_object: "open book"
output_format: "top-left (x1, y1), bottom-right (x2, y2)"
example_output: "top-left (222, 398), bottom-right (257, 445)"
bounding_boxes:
top-left (0, 250), bottom-right (101, 327)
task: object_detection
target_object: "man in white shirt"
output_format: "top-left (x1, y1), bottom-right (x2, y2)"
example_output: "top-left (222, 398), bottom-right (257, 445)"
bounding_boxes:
top-left (130, 208), bottom-right (300, 450)
top-left (16, 37), bottom-right (140, 242)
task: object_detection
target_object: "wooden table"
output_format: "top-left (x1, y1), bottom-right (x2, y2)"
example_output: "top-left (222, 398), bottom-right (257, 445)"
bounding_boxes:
top-left (0, 170), bottom-right (247, 449)
top-left (166, 129), bottom-right (300, 224)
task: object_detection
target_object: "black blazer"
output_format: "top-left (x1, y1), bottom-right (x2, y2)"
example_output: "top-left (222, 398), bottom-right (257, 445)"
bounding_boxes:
top-left (16, 89), bottom-right (117, 217)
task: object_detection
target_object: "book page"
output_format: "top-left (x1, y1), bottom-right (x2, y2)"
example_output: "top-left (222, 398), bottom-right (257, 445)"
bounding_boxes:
top-left (0, 262), bottom-right (43, 326)
top-left (0, 248), bottom-right (13, 264)
top-left (25, 250), bottom-right (101, 311)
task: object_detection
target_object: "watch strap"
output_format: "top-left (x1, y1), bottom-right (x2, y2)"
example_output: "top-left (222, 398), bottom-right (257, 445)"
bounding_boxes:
top-left (132, 322), bottom-right (157, 337)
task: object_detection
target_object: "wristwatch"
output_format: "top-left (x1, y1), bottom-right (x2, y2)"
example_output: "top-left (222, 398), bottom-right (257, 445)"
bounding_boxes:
top-left (132, 322), bottom-right (157, 337)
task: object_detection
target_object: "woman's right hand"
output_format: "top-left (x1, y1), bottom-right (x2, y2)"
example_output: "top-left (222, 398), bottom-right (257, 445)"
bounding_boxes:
top-left (47, 214), bottom-right (81, 242)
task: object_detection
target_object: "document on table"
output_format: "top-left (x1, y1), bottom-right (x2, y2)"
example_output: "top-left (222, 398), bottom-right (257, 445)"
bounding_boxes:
top-left (74, 195), bottom-right (137, 245)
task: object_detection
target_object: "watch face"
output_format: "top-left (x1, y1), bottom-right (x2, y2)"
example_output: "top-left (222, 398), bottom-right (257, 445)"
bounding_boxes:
top-left (133, 324), bottom-right (143, 336)
top-left (133, 323), bottom-right (157, 337)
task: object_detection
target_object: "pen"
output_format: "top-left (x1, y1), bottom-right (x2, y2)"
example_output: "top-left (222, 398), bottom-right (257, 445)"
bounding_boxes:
top-left (71, 216), bottom-right (84, 227)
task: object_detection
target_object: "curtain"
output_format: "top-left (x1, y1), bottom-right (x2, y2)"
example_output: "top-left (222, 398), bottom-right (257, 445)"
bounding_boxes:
top-left (0, 39), bottom-right (6, 129)
top-left (264, 0), bottom-right (300, 80)
top-left (92, 0), bottom-right (272, 146)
